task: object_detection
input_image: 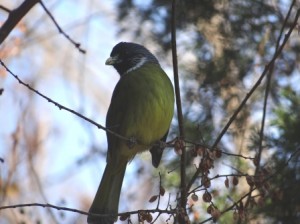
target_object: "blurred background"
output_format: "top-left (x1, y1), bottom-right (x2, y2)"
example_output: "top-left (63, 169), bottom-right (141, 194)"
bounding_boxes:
top-left (0, 0), bottom-right (299, 223)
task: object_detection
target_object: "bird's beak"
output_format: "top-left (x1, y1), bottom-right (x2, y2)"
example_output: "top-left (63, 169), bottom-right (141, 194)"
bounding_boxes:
top-left (105, 56), bottom-right (119, 65)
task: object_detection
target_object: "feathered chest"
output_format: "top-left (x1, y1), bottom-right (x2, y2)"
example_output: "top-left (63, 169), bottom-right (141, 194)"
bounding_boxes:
top-left (106, 63), bottom-right (174, 148)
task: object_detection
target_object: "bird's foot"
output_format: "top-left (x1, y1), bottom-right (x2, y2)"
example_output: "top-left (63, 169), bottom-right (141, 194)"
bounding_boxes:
top-left (155, 140), bottom-right (167, 150)
top-left (127, 136), bottom-right (137, 149)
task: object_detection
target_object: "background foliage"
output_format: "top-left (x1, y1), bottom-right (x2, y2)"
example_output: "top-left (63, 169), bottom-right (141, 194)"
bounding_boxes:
top-left (0, 0), bottom-right (299, 223)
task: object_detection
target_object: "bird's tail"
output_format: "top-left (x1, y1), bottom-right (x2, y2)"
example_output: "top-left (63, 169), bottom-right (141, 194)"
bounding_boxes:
top-left (87, 161), bottom-right (127, 224)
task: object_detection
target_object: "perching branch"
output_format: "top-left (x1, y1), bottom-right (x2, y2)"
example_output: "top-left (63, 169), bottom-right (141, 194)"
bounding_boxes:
top-left (1, 149), bottom-right (297, 223)
top-left (0, 203), bottom-right (90, 216)
top-left (0, 59), bottom-right (127, 142)
top-left (0, 202), bottom-right (178, 221)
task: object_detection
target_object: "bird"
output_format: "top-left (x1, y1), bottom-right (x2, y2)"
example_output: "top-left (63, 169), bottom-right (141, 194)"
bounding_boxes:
top-left (87, 42), bottom-right (174, 224)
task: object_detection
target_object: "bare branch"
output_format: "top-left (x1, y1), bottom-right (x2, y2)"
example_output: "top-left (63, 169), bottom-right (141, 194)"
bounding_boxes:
top-left (0, 59), bottom-right (128, 142)
top-left (0, 202), bottom-right (178, 221)
top-left (0, 0), bottom-right (39, 45)
top-left (0, 5), bottom-right (11, 13)
top-left (0, 203), bottom-right (90, 216)
top-left (39, 1), bottom-right (86, 54)
top-left (0, 0), bottom-right (86, 54)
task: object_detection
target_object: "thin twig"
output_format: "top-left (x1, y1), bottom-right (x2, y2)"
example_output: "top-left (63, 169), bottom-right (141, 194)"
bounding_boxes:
top-left (0, 59), bottom-right (172, 152)
top-left (245, 0), bottom-right (297, 208)
top-left (156, 173), bottom-right (162, 210)
top-left (0, 203), bottom-right (90, 216)
top-left (0, 5), bottom-right (11, 13)
top-left (212, 8), bottom-right (300, 151)
top-left (222, 151), bottom-right (254, 160)
top-left (0, 59), bottom-right (127, 142)
top-left (0, 1), bottom-right (85, 53)
top-left (39, 1), bottom-right (86, 54)
top-left (0, 203), bottom-right (178, 219)
top-left (256, 0), bottom-right (296, 172)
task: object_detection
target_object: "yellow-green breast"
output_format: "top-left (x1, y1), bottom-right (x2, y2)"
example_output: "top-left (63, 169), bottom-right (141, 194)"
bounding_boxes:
top-left (106, 63), bottom-right (174, 161)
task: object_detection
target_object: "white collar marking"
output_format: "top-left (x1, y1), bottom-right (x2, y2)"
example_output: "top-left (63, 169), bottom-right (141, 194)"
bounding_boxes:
top-left (125, 57), bottom-right (147, 74)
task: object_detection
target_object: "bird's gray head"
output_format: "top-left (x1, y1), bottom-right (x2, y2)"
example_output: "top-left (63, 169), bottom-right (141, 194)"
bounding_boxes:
top-left (105, 42), bottom-right (159, 76)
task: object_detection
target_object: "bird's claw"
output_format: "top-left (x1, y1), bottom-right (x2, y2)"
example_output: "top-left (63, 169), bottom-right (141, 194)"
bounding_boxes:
top-left (127, 136), bottom-right (137, 149)
top-left (155, 140), bottom-right (167, 150)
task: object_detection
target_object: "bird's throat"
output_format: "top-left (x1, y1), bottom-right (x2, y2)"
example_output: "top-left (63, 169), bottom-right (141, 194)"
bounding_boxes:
top-left (124, 57), bottom-right (147, 75)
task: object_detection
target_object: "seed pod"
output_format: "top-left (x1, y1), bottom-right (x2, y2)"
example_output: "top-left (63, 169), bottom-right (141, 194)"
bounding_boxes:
top-left (207, 205), bottom-right (213, 214)
top-left (191, 193), bottom-right (198, 202)
top-left (174, 139), bottom-right (184, 155)
top-left (196, 145), bottom-right (206, 157)
top-left (201, 176), bottom-right (211, 188)
top-left (246, 175), bottom-right (254, 187)
top-left (233, 211), bottom-right (239, 221)
top-left (258, 197), bottom-right (265, 206)
top-left (205, 158), bottom-right (214, 169)
top-left (253, 154), bottom-right (259, 166)
top-left (191, 145), bottom-right (198, 157)
top-left (211, 208), bottom-right (221, 221)
top-left (232, 176), bottom-right (239, 186)
top-left (254, 175), bottom-right (263, 188)
top-left (214, 148), bottom-right (222, 158)
top-left (160, 186), bottom-right (165, 196)
top-left (202, 191), bottom-right (212, 203)
top-left (148, 195), bottom-right (158, 203)
top-left (145, 213), bottom-right (153, 223)
top-left (139, 211), bottom-right (147, 221)
top-left (119, 213), bottom-right (130, 221)
top-left (225, 177), bottom-right (229, 188)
